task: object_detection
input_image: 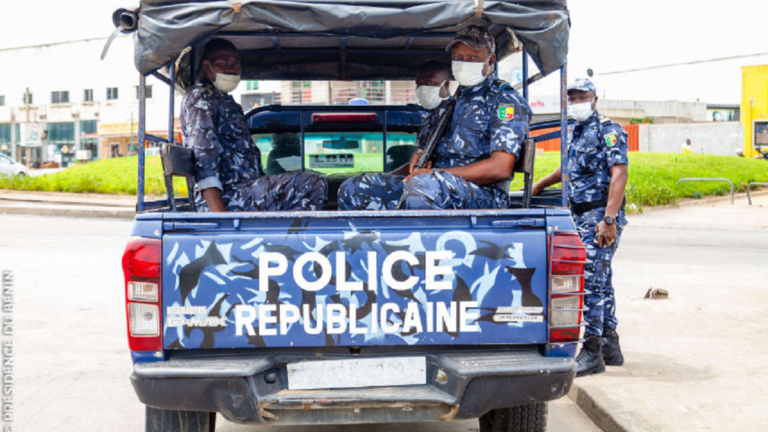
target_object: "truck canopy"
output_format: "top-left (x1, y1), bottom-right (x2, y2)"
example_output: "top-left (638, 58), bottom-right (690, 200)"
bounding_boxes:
top-left (125, 0), bottom-right (570, 83)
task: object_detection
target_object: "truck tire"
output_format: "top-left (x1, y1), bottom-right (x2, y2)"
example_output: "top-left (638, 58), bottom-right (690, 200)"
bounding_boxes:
top-left (145, 406), bottom-right (216, 432)
top-left (479, 403), bottom-right (548, 432)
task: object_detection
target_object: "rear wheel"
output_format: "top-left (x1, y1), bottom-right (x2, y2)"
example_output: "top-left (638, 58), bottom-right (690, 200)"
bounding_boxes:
top-left (145, 406), bottom-right (216, 432)
top-left (479, 403), bottom-right (548, 432)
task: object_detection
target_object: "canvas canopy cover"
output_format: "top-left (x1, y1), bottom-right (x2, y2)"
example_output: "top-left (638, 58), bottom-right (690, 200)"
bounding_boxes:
top-left (115, 0), bottom-right (569, 85)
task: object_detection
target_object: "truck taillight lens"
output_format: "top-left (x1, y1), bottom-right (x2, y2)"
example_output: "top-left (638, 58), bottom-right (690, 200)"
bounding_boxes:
top-left (551, 297), bottom-right (581, 326)
top-left (122, 238), bottom-right (162, 351)
top-left (128, 281), bottom-right (159, 302)
top-left (549, 232), bottom-right (587, 344)
top-left (129, 303), bottom-right (160, 336)
top-left (551, 276), bottom-right (581, 294)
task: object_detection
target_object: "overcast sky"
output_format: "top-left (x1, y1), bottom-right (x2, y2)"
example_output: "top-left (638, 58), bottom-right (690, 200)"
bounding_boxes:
top-left (2, 1), bottom-right (766, 66)
top-left (568, 0), bottom-right (768, 78)
top-left (1, 0), bottom-right (766, 103)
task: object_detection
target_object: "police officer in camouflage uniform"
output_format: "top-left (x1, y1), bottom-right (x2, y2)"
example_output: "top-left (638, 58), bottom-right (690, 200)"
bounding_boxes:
top-left (336, 61), bottom-right (452, 210)
top-left (338, 26), bottom-right (532, 210)
top-left (532, 79), bottom-right (629, 377)
top-left (181, 39), bottom-right (327, 212)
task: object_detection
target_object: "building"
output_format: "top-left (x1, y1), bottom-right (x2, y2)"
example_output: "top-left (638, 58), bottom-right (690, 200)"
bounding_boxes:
top-left (0, 36), bottom-right (429, 166)
top-left (0, 37), bottom-right (179, 166)
top-left (741, 65), bottom-right (768, 158)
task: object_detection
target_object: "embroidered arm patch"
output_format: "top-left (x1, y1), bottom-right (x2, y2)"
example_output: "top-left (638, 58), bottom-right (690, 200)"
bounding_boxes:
top-left (498, 104), bottom-right (515, 121)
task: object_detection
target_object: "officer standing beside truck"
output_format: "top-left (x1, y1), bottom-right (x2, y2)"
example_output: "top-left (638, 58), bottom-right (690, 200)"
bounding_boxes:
top-left (339, 26), bottom-right (532, 210)
top-left (531, 79), bottom-right (629, 377)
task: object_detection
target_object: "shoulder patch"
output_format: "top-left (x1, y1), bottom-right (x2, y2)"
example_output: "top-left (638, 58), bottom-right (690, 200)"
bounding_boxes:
top-left (604, 132), bottom-right (618, 147)
top-left (201, 86), bottom-right (213, 96)
top-left (498, 104), bottom-right (515, 121)
top-left (495, 79), bottom-right (512, 90)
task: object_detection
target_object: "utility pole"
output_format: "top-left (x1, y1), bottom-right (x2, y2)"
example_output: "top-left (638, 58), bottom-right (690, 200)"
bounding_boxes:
top-left (129, 111), bottom-right (136, 155)
top-left (24, 87), bottom-right (30, 168)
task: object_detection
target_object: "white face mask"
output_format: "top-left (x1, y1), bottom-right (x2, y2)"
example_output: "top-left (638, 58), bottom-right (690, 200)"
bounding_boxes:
top-left (416, 82), bottom-right (448, 110)
top-left (569, 101), bottom-right (595, 123)
top-left (452, 60), bottom-right (488, 87)
top-left (212, 73), bottom-right (241, 93)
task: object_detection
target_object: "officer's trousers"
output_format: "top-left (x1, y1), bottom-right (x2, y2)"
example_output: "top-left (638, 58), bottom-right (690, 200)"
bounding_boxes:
top-left (338, 170), bottom-right (496, 210)
top-left (228, 172), bottom-right (327, 211)
top-left (574, 207), bottom-right (627, 338)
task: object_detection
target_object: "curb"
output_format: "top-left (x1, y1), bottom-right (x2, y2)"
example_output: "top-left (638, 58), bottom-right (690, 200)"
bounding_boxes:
top-left (0, 195), bottom-right (135, 208)
top-left (0, 189), bottom-right (765, 221)
top-left (568, 383), bottom-right (659, 432)
top-left (642, 188), bottom-right (768, 212)
top-left (0, 205), bottom-right (135, 220)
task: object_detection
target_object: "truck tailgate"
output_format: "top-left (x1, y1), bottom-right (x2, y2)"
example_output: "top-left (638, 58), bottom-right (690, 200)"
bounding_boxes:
top-left (161, 212), bottom-right (549, 349)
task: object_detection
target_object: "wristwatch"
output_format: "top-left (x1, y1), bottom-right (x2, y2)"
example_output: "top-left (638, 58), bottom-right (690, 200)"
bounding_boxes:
top-left (604, 216), bottom-right (615, 225)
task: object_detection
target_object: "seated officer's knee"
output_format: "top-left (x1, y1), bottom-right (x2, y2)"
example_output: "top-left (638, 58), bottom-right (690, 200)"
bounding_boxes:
top-left (402, 172), bottom-right (446, 210)
top-left (337, 176), bottom-right (361, 210)
top-left (299, 171), bottom-right (326, 190)
top-left (301, 172), bottom-right (328, 207)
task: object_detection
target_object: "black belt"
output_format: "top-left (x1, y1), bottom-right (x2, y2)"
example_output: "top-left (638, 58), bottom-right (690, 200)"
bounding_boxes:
top-left (571, 197), bottom-right (625, 216)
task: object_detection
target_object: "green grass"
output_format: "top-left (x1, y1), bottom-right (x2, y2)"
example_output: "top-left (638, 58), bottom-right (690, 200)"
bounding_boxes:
top-left (509, 153), bottom-right (768, 212)
top-left (2, 153), bottom-right (767, 211)
top-left (0, 156), bottom-right (187, 197)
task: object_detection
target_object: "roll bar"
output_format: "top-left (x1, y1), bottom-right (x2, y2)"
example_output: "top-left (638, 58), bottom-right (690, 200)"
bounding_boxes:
top-left (135, 52), bottom-right (570, 212)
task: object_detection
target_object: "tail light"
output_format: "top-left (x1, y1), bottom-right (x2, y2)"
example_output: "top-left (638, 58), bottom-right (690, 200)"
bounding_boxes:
top-left (312, 113), bottom-right (378, 124)
top-left (548, 232), bottom-right (588, 344)
top-left (122, 238), bottom-right (162, 351)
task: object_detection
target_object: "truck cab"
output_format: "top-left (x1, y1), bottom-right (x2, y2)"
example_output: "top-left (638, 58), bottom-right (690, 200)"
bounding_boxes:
top-left (117, 2), bottom-right (579, 431)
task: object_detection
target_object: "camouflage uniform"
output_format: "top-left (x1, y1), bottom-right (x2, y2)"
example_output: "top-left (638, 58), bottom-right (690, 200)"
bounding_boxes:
top-left (181, 83), bottom-right (326, 211)
top-left (337, 104), bottom-right (440, 210)
top-left (567, 100), bottom-right (629, 338)
top-left (339, 72), bottom-right (531, 210)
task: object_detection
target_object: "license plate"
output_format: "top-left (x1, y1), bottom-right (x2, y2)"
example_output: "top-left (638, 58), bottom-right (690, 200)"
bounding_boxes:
top-left (287, 357), bottom-right (427, 390)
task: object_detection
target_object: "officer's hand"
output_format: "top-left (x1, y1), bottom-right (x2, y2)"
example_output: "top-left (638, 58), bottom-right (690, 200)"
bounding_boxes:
top-left (409, 150), bottom-right (431, 174)
top-left (530, 182), bottom-right (545, 196)
top-left (595, 222), bottom-right (617, 248)
top-left (403, 167), bottom-right (432, 184)
top-left (409, 150), bottom-right (421, 174)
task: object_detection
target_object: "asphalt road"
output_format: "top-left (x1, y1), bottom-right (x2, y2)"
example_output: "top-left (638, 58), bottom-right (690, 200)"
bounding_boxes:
top-left (0, 214), bottom-right (602, 431)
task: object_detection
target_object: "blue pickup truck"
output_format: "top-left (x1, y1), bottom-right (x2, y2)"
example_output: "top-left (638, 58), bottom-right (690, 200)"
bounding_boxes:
top-left (117, 1), bottom-right (580, 431)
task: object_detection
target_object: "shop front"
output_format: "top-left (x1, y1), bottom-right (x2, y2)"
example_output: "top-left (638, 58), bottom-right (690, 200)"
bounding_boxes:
top-left (97, 121), bottom-right (180, 158)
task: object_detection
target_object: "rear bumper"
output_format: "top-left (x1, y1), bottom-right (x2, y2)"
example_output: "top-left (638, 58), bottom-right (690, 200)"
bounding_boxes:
top-left (131, 346), bottom-right (575, 426)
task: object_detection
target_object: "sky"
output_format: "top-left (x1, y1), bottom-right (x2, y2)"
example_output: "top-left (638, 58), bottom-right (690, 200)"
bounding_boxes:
top-left (2, 1), bottom-right (766, 58)
top-left (566, 0), bottom-right (768, 103)
top-left (568, 0), bottom-right (768, 77)
top-left (0, 0), bottom-right (128, 49)
top-left (1, 0), bottom-right (767, 104)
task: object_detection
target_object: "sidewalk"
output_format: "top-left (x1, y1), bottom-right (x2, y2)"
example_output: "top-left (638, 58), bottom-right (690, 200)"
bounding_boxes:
top-left (1, 188), bottom-right (766, 220)
top-left (0, 190), bottom-right (138, 219)
top-left (569, 195), bottom-right (768, 431)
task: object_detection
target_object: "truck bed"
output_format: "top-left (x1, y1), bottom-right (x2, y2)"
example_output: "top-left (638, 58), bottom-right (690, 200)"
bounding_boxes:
top-left (151, 208), bottom-right (565, 350)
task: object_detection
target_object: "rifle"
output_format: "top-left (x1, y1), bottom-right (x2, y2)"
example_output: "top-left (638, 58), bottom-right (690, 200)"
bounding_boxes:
top-left (396, 93), bottom-right (458, 209)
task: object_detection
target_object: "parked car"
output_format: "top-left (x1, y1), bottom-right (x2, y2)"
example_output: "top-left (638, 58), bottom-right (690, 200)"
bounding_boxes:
top-left (0, 154), bottom-right (29, 177)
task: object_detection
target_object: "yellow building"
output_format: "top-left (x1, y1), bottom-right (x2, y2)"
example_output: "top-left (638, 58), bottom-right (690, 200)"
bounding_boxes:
top-left (741, 65), bottom-right (768, 158)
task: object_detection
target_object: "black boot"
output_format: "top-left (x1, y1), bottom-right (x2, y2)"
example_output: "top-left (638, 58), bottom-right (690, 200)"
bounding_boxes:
top-left (576, 337), bottom-right (605, 377)
top-left (602, 328), bottom-right (625, 366)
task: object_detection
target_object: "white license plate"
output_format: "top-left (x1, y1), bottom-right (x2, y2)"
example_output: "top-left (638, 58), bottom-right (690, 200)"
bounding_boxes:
top-left (287, 357), bottom-right (427, 390)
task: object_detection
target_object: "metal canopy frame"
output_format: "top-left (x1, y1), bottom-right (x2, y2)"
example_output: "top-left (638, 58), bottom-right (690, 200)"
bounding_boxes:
top-left (135, 50), bottom-right (569, 213)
